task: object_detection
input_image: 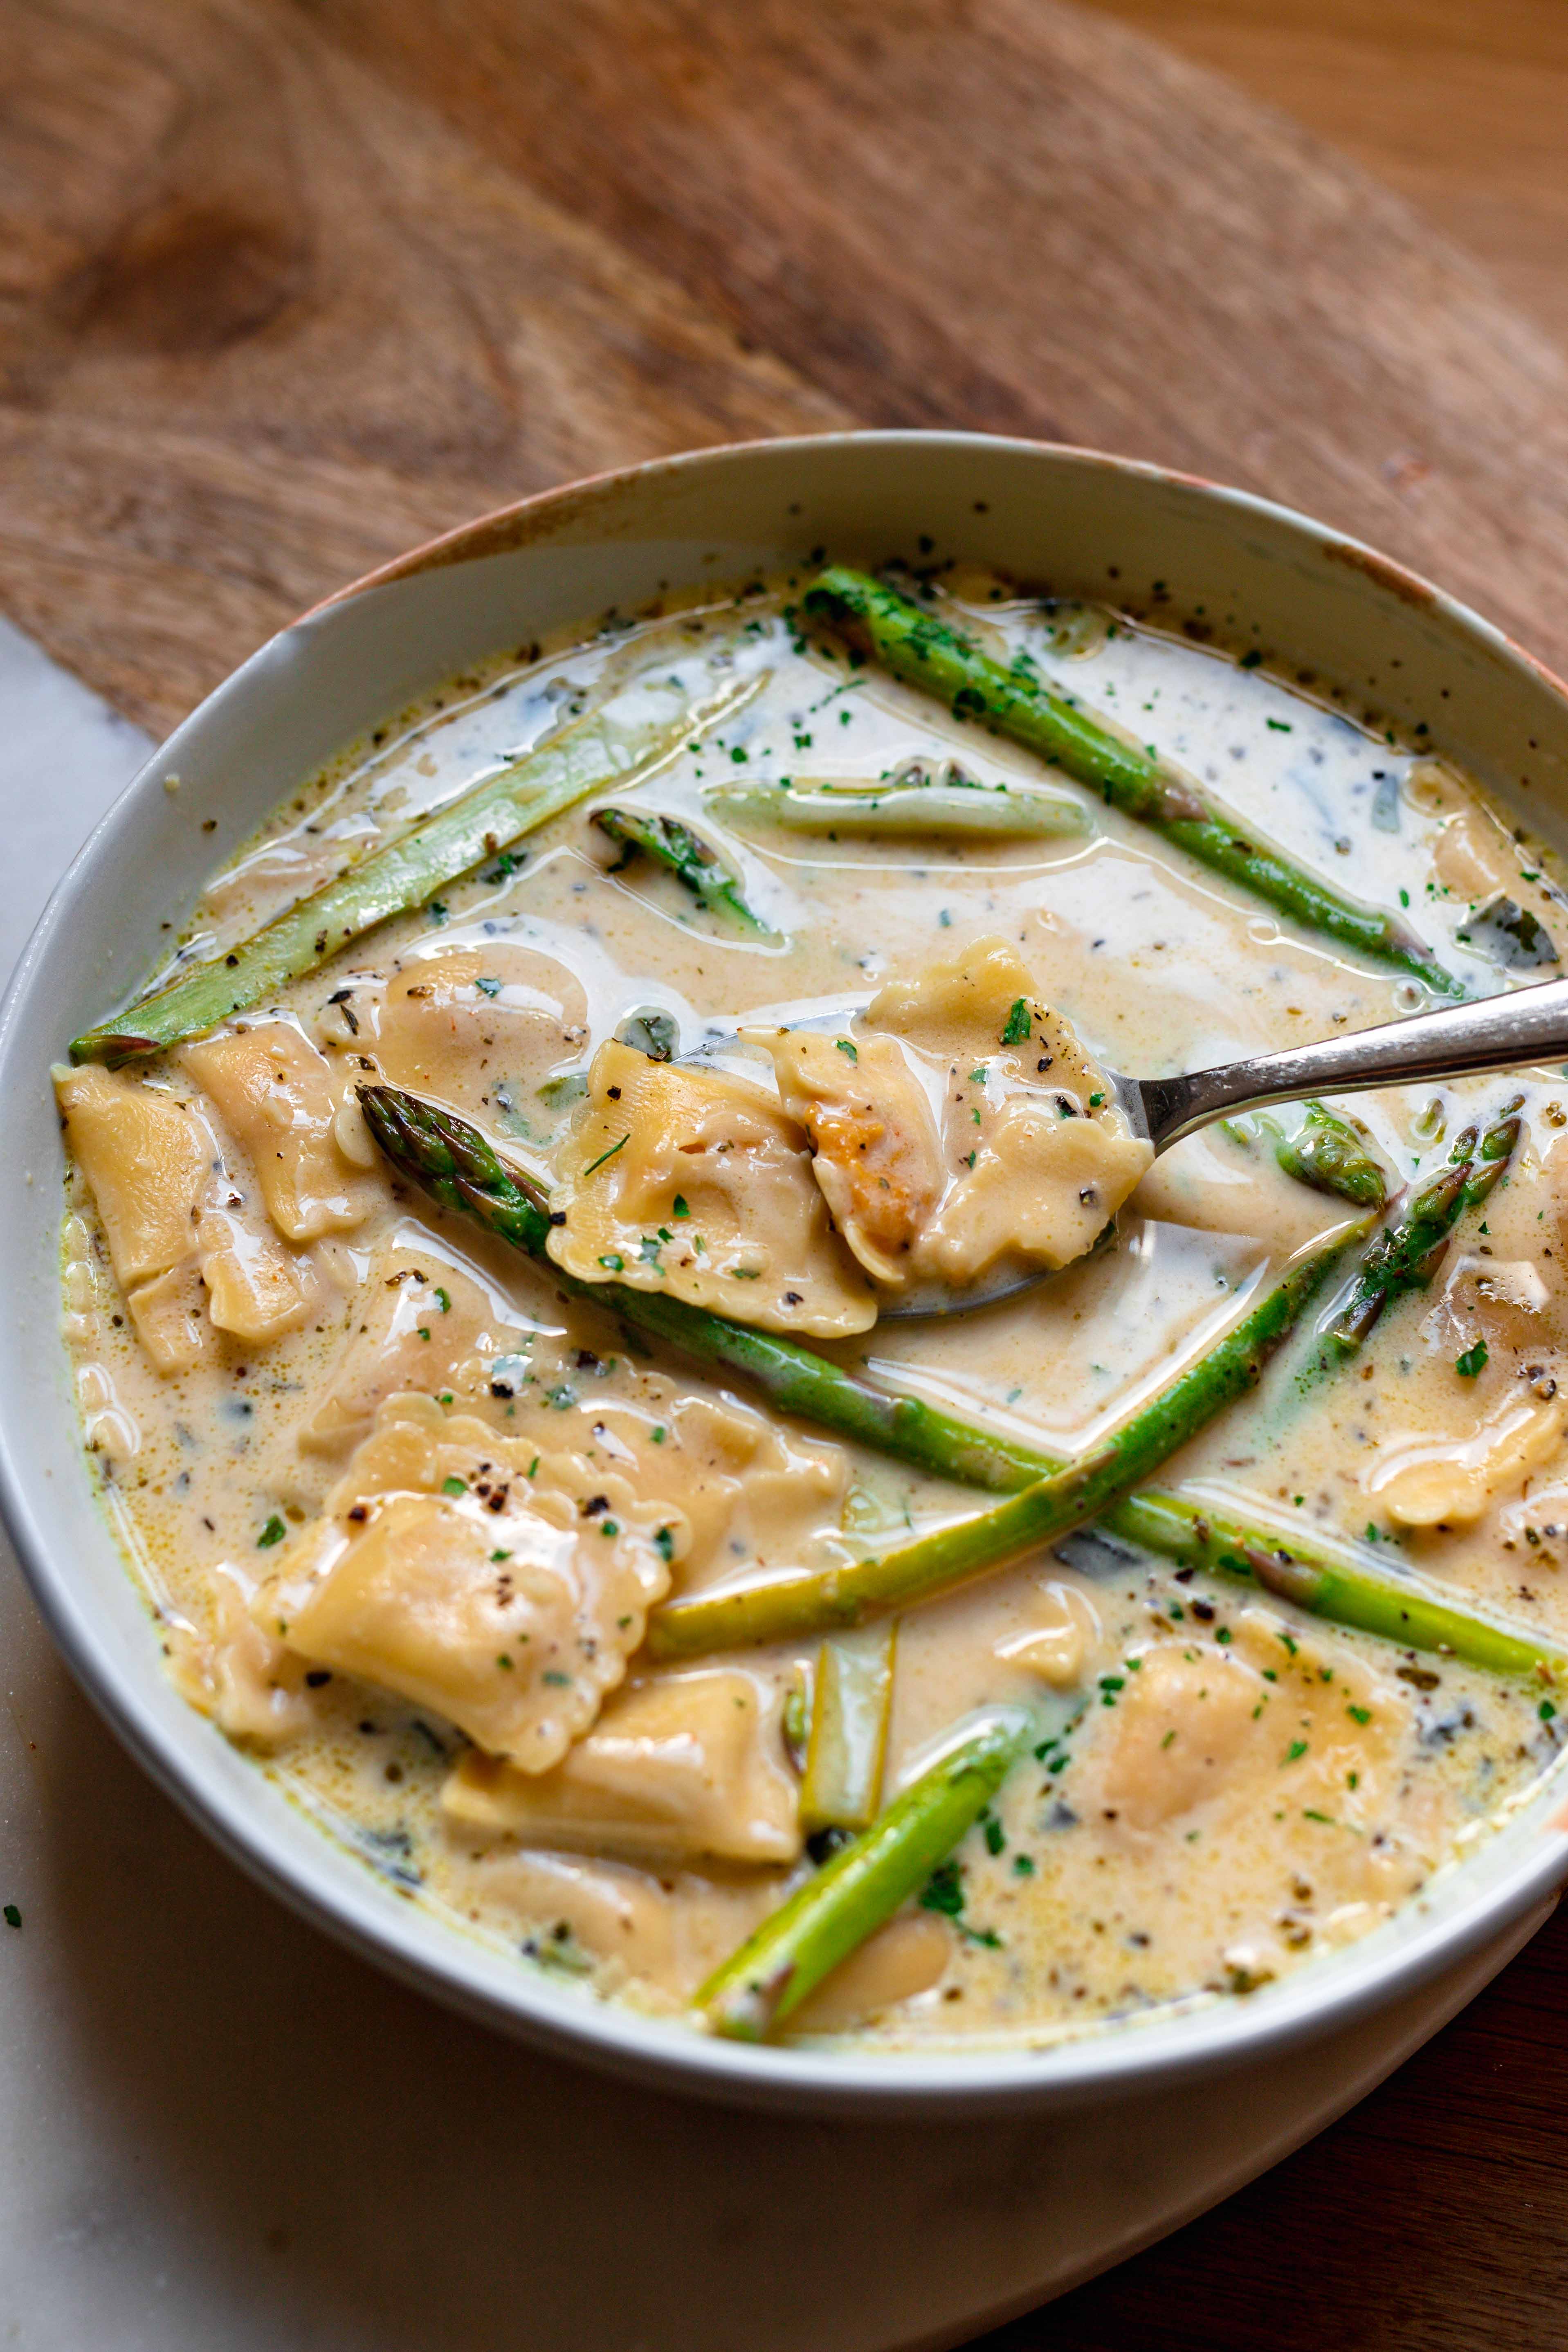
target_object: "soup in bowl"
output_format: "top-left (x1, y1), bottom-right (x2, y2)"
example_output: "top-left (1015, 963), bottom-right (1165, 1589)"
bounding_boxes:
top-left (13, 434), bottom-right (1568, 2107)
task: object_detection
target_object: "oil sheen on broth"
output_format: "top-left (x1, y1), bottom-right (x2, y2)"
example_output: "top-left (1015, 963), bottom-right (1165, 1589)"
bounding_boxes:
top-left (55, 565), bottom-right (1568, 2050)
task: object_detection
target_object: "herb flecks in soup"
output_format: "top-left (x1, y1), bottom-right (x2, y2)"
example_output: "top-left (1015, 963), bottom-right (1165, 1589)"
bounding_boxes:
top-left (56, 566), bottom-right (1568, 2050)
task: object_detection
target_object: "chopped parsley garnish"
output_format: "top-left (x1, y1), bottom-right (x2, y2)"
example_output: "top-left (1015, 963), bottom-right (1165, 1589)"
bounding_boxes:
top-left (919, 1859), bottom-right (1001, 1945)
top-left (434, 1286), bottom-right (451, 1313)
top-left (1455, 1340), bottom-right (1489, 1379)
top-left (1283, 1739), bottom-right (1308, 1764)
top-left (257, 1514), bottom-right (287, 1548)
top-left (475, 975), bottom-right (502, 998)
top-left (441, 1476), bottom-right (467, 1498)
top-left (836, 1038), bottom-right (858, 1063)
top-left (1000, 996), bottom-right (1032, 1045)
top-left (2, 1904), bottom-right (19, 1930)
top-left (919, 1860), bottom-right (965, 1917)
top-left (672, 1195), bottom-right (690, 1219)
top-left (583, 1134), bottom-right (629, 1177)
top-left (654, 1525), bottom-right (675, 1563)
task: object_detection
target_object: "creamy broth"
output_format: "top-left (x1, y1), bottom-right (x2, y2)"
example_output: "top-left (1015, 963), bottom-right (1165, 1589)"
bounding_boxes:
top-left (55, 566), bottom-right (1568, 2051)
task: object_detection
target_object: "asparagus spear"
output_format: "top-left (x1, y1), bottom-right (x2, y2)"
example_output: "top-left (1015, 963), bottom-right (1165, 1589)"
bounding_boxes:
top-left (707, 776), bottom-right (1087, 838)
top-left (1112, 1490), bottom-right (1567, 1680)
top-left (72, 677), bottom-right (753, 1066)
top-left (592, 806), bottom-right (775, 935)
top-left (698, 1712), bottom-right (1028, 2040)
top-left (800, 1621), bottom-right (898, 1837)
top-left (359, 1087), bottom-right (1566, 1684)
top-left (1271, 1101), bottom-right (1389, 1211)
top-left (650, 1236), bottom-right (1352, 1651)
top-left (1313, 1093), bottom-right (1524, 1363)
top-left (801, 568), bottom-right (1457, 994)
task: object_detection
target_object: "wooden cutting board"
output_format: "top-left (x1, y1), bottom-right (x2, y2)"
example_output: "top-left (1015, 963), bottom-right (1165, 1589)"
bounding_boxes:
top-left (2, 3), bottom-right (1566, 2344)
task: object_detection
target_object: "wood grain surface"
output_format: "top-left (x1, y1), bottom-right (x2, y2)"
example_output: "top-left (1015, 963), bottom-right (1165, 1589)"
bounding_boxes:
top-left (2, 3), bottom-right (1566, 2343)
top-left (1089, 0), bottom-right (1568, 350)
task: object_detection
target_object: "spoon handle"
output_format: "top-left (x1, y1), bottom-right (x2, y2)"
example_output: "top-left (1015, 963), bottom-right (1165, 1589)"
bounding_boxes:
top-left (1140, 975), bottom-right (1568, 1150)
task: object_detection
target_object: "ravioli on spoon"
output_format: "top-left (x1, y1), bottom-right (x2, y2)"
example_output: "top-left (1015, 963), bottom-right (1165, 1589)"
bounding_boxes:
top-left (752, 938), bottom-right (1154, 1296)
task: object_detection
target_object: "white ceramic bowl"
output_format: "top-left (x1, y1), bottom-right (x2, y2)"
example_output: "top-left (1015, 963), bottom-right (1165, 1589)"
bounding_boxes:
top-left (6, 431), bottom-right (1567, 2116)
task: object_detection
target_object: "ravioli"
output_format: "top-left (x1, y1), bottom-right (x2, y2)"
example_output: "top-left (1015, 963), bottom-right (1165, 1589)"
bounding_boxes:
top-left (503, 1388), bottom-right (849, 1586)
top-left (300, 1245), bottom-right (541, 1454)
top-left (124, 1257), bottom-right (214, 1375)
top-left (759, 1031), bottom-right (945, 1285)
top-left (442, 1667), bottom-right (801, 1863)
top-left (364, 942), bottom-right (589, 1125)
top-left (546, 1040), bottom-right (876, 1337)
top-left (761, 939), bottom-right (1151, 1289)
top-left (1092, 1618), bottom-right (1402, 1843)
top-left (54, 1059), bottom-right (323, 1353)
top-left (1366, 1386), bottom-right (1566, 1529)
top-left (166, 1566), bottom-right (316, 1748)
top-left (183, 1020), bottom-right (382, 1243)
top-left (259, 1395), bottom-right (675, 1767)
top-left (194, 1202), bottom-right (321, 1344)
top-left (53, 1066), bottom-right (211, 1287)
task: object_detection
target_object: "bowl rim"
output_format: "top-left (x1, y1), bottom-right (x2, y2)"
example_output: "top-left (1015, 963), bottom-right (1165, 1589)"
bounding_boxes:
top-left (7, 425), bottom-right (1568, 2116)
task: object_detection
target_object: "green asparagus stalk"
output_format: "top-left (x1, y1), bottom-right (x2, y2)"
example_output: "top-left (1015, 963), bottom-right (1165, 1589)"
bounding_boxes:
top-left (1312, 1093), bottom-right (1524, 1364)
top-left (651, 1236), bottom-right (1352, 1651)
top-left (698, 1712), bottom-right (1028, 2040)
top-left (707, 777), bottom-right (1087, 838)
top-left (359, 1086), bottom-right (1565, 1685)
top-left (592, 806), bottom-right (775, 935)
top-left (801, 568), bottom-right (1457, 994)
top-left (1271, 1101), bottom-right (1389, 1210)
top-left (1112, 1490), bottom-right (1567, 1680)
top-left (72, 676), bottom-right (755, 1066)
top-left (800, 1621), bottom-right (898, 1836)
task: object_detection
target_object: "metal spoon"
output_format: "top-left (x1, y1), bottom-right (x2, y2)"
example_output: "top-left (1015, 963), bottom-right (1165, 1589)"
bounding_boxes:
top-left (734, 977), bottom-right (1568, 1320)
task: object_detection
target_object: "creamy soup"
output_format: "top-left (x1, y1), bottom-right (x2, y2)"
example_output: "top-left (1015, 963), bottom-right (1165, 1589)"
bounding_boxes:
top-left (54, 561), bottom-right (1568, 2051)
